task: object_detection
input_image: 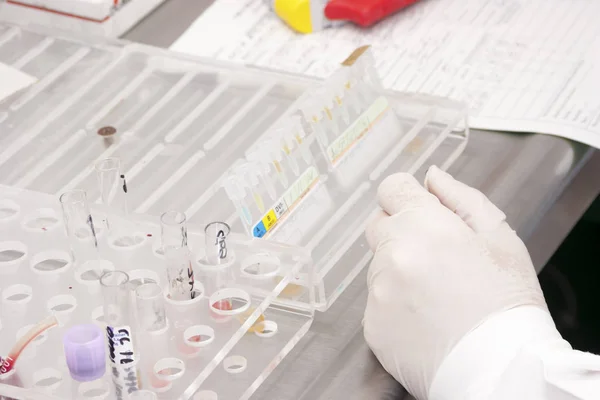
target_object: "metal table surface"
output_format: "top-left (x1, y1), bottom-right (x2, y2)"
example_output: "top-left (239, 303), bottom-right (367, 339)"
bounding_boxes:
top-left (125, 2), bottom-right (600, 399)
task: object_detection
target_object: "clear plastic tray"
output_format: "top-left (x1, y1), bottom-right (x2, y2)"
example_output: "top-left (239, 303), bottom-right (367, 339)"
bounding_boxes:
top-left (0, 22), bottom-right (467, 313)
top-left (0, 0), bottom-right (166, 37)
top-left (0, 184), bottom-right (314, 400)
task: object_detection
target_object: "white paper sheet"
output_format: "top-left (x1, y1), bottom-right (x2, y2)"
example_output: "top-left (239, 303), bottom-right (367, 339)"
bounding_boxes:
top-left (0, 62), bottom-right (36, 103)
top-left (171, 0), bottom-right (600, 148)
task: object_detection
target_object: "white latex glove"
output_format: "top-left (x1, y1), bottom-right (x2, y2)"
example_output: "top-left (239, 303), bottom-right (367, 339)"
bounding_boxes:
top-left (363, 166), bottom-right (549, 400)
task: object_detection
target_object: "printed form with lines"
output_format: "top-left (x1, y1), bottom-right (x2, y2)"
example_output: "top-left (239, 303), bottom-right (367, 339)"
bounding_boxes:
top-left (172, 0), bottom-right (600, 149)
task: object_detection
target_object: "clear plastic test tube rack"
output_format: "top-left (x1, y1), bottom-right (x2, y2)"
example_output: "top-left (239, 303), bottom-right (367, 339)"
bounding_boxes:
top-left (0, 184), bottom-right (314, 400)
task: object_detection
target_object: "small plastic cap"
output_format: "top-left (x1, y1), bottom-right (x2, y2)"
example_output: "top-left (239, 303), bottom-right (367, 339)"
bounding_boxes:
top-left (273, 0), bottom-right (313, 33)
top-left (63, 324), bottom-right (106, 382)
top-left (325, 0), bottom-right (422, 27)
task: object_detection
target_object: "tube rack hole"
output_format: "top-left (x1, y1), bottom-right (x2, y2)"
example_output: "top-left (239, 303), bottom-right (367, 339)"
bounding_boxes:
top-left (3, 284), bottom-right (33, 304)
top-left (223, 355), bottom-right (247, 374)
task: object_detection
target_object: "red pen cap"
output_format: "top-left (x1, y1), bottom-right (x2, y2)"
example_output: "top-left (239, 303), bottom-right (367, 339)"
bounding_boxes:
top-left (324, 0), bottom-right (422, 27)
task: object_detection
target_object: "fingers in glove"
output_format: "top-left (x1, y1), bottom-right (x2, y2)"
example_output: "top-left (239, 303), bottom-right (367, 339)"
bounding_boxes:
top-left (365, 208), bottom-right (389, 252)
top-left (424, 166), bottom-right (506, 233)
top-left (377, 172), bottom-right (441, 216)
top-left (370, 172), bottom-right (471, 252)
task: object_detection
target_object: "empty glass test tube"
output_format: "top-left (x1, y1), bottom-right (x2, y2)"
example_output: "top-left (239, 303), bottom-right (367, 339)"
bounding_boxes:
top-left (60, 189), bottom-right (98, 265)
top-left (95, 158), bottom-right (129, 230)
top-left (274, 128), bottom-right (300, 176)
top-left (289, 116), bottom-right (312, 164)
top-left (100, 270), bottom-right (139, 397)
top-left (135, 283), bottom-right (167, 332)
top-left (161, 211), bottom-right (196, 301)
top-left (264, 139), bottom-right (289, 188)
top-left (316, 87), bottom-right (339, 136)
top-left (300, 97), bottom-right (329, 146)
top-left (245, 150), bottom-right (276, 200)
top-left (235, 163), bottom-right (266, 213)
top-left (100, 270), bottom-right (133, 336)
top-left (223, 176), bottom-right (253, 225)
top-left (204, 222), bottom-right (231, 265)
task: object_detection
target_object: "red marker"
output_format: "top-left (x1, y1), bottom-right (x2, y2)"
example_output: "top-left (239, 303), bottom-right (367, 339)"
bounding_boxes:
top-left (325, 0), bottom-right (422, 27)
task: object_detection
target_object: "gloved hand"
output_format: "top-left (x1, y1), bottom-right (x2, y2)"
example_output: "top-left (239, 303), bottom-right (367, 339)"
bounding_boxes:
top-left (363, 166), bottom-right (549, 400)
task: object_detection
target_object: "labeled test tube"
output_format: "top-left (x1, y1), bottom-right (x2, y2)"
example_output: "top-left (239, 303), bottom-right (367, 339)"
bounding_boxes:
top-left (95, 157), bottom-right (129, 233)
top-left (135, 283), bottom-right (167, 333)
top-left (161, 211), bottom-right (196, 301)
top-left (100, 270), bottom-right (139, 398)
top-left (59, 189), bottom-right (98, 266)
top-left (204, 222), bottom-right (230, 265)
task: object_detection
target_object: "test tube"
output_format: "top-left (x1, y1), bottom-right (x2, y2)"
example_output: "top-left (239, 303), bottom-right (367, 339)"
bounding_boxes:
top-left (0, 315), bottom-right (58, 378)
top-left (245, 150), bottom-right (276, 200)
top-left (300, 97), bottom-right (329, 146)
top-left (223, 176), bottom-right (253, 225)
top-left (95, 157), bottom-right (129, 232)
top-left (331, 77), bottom-right (351, 124)
top-left (204, 222), bottom-right (230, 265)
top-left (339, 69), bottom-right (363, 114)
top-left (100, 270), bottom-right (132, 333)
top-left (235, 164), bottom-right (265, 213)
top-left (59, 189), bottom-right (98, 266)
top-left (250, 162), bottom-right (276, 200)
top-left (290, 116), bottom-right (312, 164)
top-left (160, 211), bottom-right (196, 301)
top-left (316, 87), bottom-right (339, 136)
top-left (100, 270), bottom-right (139, 398)
top-left (274, 128), bottom-right (300, 176)
top-left (264, 139), bottom-right (288, 188)
top-left (135, 283), bottom-right (167, 333)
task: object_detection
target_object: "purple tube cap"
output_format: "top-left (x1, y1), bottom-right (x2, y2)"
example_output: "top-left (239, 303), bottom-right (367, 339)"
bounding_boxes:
top-left (63, 324), bottom-right (106, 382)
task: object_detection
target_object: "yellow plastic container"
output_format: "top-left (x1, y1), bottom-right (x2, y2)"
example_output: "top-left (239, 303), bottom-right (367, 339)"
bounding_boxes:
top-left (271, 0), bottom-right (320, 34)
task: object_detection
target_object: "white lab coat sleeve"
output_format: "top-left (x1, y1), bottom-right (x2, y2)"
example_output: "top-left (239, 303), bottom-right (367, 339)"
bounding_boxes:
top-left (429, 306), bottom-right (600, 400)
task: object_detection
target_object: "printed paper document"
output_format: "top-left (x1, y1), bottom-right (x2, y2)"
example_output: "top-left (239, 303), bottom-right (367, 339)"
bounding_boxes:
top-left (172, 0), bottom-right (600, 148)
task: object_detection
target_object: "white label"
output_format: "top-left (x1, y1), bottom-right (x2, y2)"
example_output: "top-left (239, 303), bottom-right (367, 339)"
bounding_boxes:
top-left (326, 96), bottom-right (390, 165)
top-left (107, 325), bottom-right (135, 366)
top-left (111, 364), bottom-right (139, 399)
top-left (273, 199), bottom-right (288, 219)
